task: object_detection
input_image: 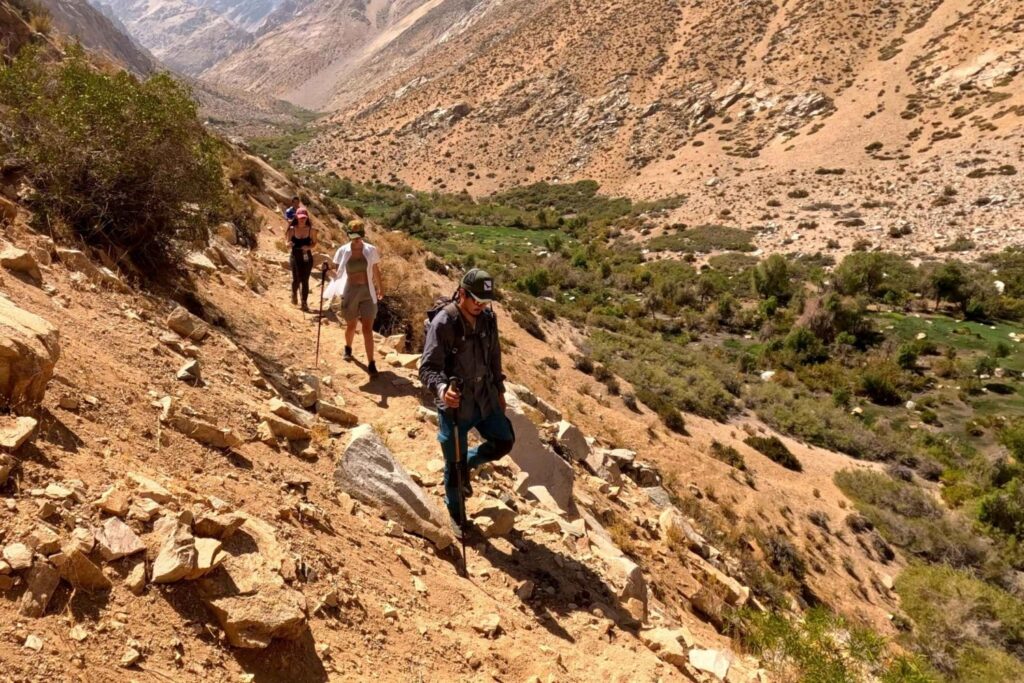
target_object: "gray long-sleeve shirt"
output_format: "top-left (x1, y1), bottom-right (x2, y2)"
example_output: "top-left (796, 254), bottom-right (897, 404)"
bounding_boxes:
top-left (419, 305), bottom-right (506, 423)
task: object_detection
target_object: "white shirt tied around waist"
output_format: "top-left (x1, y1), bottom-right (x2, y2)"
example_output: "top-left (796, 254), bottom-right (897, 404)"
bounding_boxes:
top-left (323, 242), bottom-right (380, 303)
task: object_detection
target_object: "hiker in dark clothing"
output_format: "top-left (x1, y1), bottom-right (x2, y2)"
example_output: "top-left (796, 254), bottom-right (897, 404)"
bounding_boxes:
top-left (286, 207), bottom-right (317, 311)
top-left (419, 269), bottom-right (515, 535)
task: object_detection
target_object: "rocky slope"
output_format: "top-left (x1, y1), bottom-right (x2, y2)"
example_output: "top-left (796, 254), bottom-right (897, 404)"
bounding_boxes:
top-left (98, 0), bottom-right (258, 75)
top-left (0, 149), bottom-right (907, 681)
top-left (293, 0), bottom-right (1023, 259)
top-left (201, 0), bottom-right (474, 110)
top-left (35, 0), bottom-right (157, 75)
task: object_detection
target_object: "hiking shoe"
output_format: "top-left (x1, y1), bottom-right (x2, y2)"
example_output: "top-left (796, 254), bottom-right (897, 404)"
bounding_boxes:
top-left (343, 346), bottom-right (353, 361)
top-left (368, 361), bottom-right (379, 377)
top-left (291, 292), bottom-right (298, 306)
top-left (462, 481), bottom-right (473, 498)
top-left (451, 519), bottom-right (465, 541)
top-left (300, 301), bottom-right (309, 312)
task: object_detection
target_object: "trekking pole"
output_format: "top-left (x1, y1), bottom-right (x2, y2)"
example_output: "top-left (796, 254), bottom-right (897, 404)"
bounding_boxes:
top-left (315, 261), bottom-right (328, 367)
top-left (447, 377), bottom-right (468, 577)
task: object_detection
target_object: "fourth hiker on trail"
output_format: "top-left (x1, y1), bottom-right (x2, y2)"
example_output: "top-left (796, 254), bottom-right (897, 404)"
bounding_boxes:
top-left (419, 269), bottom-right (516, 540)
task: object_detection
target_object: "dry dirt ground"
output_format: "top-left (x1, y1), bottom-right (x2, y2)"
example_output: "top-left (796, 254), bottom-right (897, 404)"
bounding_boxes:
top-left (1, 189), bottom-right (904, 682)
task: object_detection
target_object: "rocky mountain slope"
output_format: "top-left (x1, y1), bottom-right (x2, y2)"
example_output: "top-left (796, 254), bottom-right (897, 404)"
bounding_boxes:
top-left (291, 0), bottom-right (1023, 259)
top-left (0, 142), bottom-right (911, 680)
top-left (200, 0), bottom-right (474, 110)
top-left (36, 0), bottom-right (157, 75)
top-left (97, 0), bottom-right (260, 75)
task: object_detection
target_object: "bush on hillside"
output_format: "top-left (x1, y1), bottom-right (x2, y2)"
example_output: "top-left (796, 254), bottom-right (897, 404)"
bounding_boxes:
top-left (0, 46), bottom-right (229, 267)
top-left (744, 435), bottom-right (802, 472)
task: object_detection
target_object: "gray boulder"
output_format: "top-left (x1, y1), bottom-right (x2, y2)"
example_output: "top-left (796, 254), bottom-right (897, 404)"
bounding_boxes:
top-left (334, 425), bottom-right (451, 549)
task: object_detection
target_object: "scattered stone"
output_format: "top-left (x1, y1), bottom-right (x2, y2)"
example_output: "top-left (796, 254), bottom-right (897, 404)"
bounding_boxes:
top-left (205, 585), bottom-right (308, 648)
top-left (555, 421), bottom-right (591, 462)
top-left (416, 407), bottom-right (439, 425)
top-left (20, 561), bottom-right (59, 617)
top-left (188, 537), bottom-right (225, 580)
top-left (57, 549), bottom-right (112, 591)
top-left (26, 526), bottom-right (61, 555)
top-left (0, 297), bottom-right (60, 411)
top-left (125, 563), bottom-right (146, 595)
top-left (67, 527), bottom-right (95, 555)
top-left (69, 625), bottom-right (89, 642)
top-left (268, 399), bottom-right (315, 428)
top-left (334, 425), bottom-right (452, 549)
top-left (0, 453), bottom-right (15, 486)
top-left (186, 252), bottom-right (218, 273)
top-left (3, 542), bottom-right (33, 570)
top-left (640, 627), bottom-right (693, 669)
top-left (263, 414), bottom-right (312, 441)
top-left (96, 517), bottom-right (146, 561)
top-left (176, 360), bottom-right (202, 384)
top-left (0, 245), bottom-right (42, 282)
top-left (515, 580), bottom-right (535, 601)
top-left (166, 306), bottom-right (208, 342)
top-left (151, 515), bottom-right (197, 583)
top-left (168, 412), bottom-right (242, 449)
top-left (470, 498), bottom-right (516, 538)
top-left (128, 472), bottom-right (174, 504)
top-left (383, 604), bottom-right (399, 619)
top-left (58, 394), bottom-right (80, 411)
top-left (121, 646), bottom-right (142, 668)
top-left (689, 649), bottom-right (732, 680)
top-left (95, 485), bottom-right (130, 517)
top-left (473, 613), bottom-right (501, 638)
top-left (44, 482), bottom-right (74, 500)
top-left (56, 249), bottom-right (127, 290)
top-left (194, 512), bottom-right (246, 540)
top-left (128, 497), bottom-right (162, 522)
top-left (23, 634), bottom-right (43, 651)
top-left (318, 401), bottom-right (358, 426)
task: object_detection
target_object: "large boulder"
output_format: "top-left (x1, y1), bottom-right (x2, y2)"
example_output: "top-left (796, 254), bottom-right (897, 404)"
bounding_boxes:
top-left (151, 514), bottom-right (197, 584)
top-left (334, 425), bottom-right (451, 549)
top-left (580, 508), bottom-right (649, 625)
top-left (0, 297), bottom-right (60, 412)
top-left (505, 392), bottom-right (574, 513)
top-left (470, 497), bottom-right (516, 538)
top-left (19, 561), bottom-right (60, 617)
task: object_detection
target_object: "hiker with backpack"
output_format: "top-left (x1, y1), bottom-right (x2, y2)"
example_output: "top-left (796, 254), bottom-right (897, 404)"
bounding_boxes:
top-left (323, 221), bottom-right (383, 377)
top-left (419, 269), bottom-right (515, 539)
top-left (286, 207), bottom-right (318, 311)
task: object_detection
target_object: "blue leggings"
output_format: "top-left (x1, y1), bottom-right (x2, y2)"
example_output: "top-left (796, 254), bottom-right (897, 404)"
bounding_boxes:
top-left (438, 408), bottom-right (515, 523)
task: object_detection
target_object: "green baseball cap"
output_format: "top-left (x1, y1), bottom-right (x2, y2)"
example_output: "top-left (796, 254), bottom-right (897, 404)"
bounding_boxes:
top-left (461, 268), bottom-right (496, 302)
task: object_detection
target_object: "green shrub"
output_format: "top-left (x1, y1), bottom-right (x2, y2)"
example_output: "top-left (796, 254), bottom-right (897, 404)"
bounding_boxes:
top-left (744, 435), bottom-right (802, 472)
top-left (859, 361), bottom-right (906, 406)
top-left (835, 470), bottom-right (990, 569)
top-left (738, 607), bottom-right (935, 683)
top-left (709, 440), bottom-right (746, 470)
top-left (978, 478), bottom-right (1024, 540)
top-left (897, 564), bottom-right (1024, 681)
top-left (0, 46), bottom-right (227, 267)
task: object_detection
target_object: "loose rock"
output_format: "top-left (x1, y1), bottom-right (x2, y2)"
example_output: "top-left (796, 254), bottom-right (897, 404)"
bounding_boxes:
top-left (166, 306), bottom-right (208, 341)
top-left (96, 517), bottom-right (146, 561)
top-left (0, 297), bottom-right (60, 411)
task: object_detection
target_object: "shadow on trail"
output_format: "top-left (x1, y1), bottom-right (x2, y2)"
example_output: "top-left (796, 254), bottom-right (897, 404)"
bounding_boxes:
top-left (355, 367), bottom-right (422, 409)
top-left (475, 531), bottom-right (621, 644)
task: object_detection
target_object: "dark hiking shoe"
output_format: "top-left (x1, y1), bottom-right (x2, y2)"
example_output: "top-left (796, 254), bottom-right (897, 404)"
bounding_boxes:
top-left (368, 361), bottom-right (379, 377)
top-left (462, 481), bottom-right (473, 499)
top-left (291, 292), bottom-right (298, 306)
top-left (343, 346), bottom-right (353, 361)
top-left (300, 301), bottom-right (309, 312)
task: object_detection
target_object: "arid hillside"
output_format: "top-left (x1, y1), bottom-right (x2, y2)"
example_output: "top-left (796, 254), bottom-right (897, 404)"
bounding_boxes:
top-left (295, 0), bottom-right (1023, 258)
